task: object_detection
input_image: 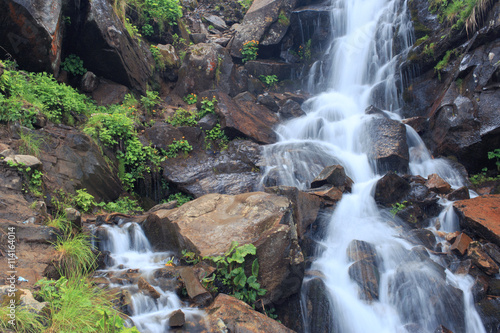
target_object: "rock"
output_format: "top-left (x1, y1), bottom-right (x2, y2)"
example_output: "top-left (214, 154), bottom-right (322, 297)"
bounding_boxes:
top-left (476, 298), bottom-right (500, 333)
top-left (454, 195), bottom-right (500, 246)
top-left (279, 99), bottom-right (306, 119)
top-left (138, 277), bottom-right (161, 299)
top-left (147, 201), bottom-right (178, 213)
top-left (245, 60), bottom-right (293, 81)
top-left (161, 140), bottom-right (261, 198)
top-left (0, 286), bottom-right (47, 313)
top-left (346, 240), bottom-right (378, 263)
top-left (374, 172), bottom-right (411, 207)
top-left (179, 267), bottom-right (212, 305)
top-left (365, 105), bottom-right (388, 117)
top-left (446, 186), bottom-right (470, 201)
top-left (81, 71), bottom-right (99, 93)
top-left (0, 0), bottom-right (63, 75)
top-left (310, 165), bottom-right (353, 189)
top-left (5, 155), bottom-right (42, 169)
top-left (488, 279), bottom-right (500, 296)
top-left (168, 309), bottom-right (185, 327)
top-left (402, 117), bottom-right (428, 135)
top-left (364, 117), bottom-right (409, 174)
top-left (264, 186), bottom-right (322, 238)
top-left (467, 242), bottom-right (499, 276)
top-left (190, 33), bottom-right (207, 44)
top-left (348, 259), bottom-right (380, 301)
top-left (91, 79), bottom-right (130, 106)
top-left (302, 277), bottom-right (338, 333)
top-left (309, 186), bottom-right (343, 205)
top-left (203, 14), bottom-right (228, 31)
top-left (405, 229), bottom-right (437, 250)
top-left (157, 44), bottom-right (180, 81)
top-left (77, 0), bottom-right (153, 93)
top-left (216, 91), bottom-right (279, 144)
top-left (64, 208), bottom-right (82, 231)
top-left (257, 94), bottom-right (279, 112)
top-left (434, 325), bottom-right (453, 333)
top-left (204, 294), bottom-right (295, 333)
top-left (175, 43), bottom-right (233, 96)
top-left (198, 113), bottom-right (218, 131)
top-left (483, 243), bottom-right (500, 265)
top-left (426, 174), bottom-right (452, 194)
top-left (143, 192), bottom-right (304, 304)
top-left (450, 233), bottom-right (472, 256)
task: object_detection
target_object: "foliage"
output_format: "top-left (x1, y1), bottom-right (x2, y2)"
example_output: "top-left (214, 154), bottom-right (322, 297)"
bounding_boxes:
top-left (423, 42), bottom-right (435, 57)
top-left (141, 23), bottom-right (154, 36)
top-left (150, 45), bottom-right (165, 71)
top-left (5, 160), bottom-right (43, 196)
top-left (140, 90), bottom-right (160, 113)
top-left (61, 54), bottom-right (87, 76)
top-left (390, 201), bottom-right (407, 216)
top-left (415, 35), bottom-right (429, 46)
top-left (172, 33), bottom-right (187, 48)
top-left (126, 0), bottom-right (183, 30)
top-left (181, 249), bottom-right (200, 264)
top-left (205, 124), bottom-right (229, 150)
top-left (125, 18), bottom-right (142, 40)
top-left (165, 139), bottom-right (193, 158)
top-left (74, 189), bottom-right (97, 213)
top-left (183, 93), bottom-right (197, 105)
top-left (0, 302), bottom-right (45, 333)
top-left (84, 108), bottom-right (135, 146)
top-left (18, 130), bottom-right (43, 157)
top-left (96, 197), bottom-right (144, 214)
top-left (435, 49), bottom-right (458, 80)
top-left (167, 108), bottom-right (198, 127)
top-left (241, 40), bottom-right (259, 63)
top-left (167, 192), bottom-right (193, 206)
top-left (199, 96), bottom-right (217, 119)
top-left (204, 241), bottom-right (266, 307)
top-left (488, 148), bottom-right (500, 171)
top-left (278, 10), bottom-right (290, 26)
top-left (54, 232), bottom-right (97, 275)
top-left (238, 0), bottom-right (254, 12)
top-left (259, 74), bottom-right (278, 87)
top-left (429, 0), bottom-right (490, 32)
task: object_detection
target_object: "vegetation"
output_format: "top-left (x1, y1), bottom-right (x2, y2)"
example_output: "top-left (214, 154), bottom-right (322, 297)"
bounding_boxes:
top-left (150, 45), bottom-right (166, 71)
top-left (429, 0), bottom-right (491, 32)
top-left (54, 232), bottom-right (97, 275)
top-left (0, 302), bottom-right (45, 333)
top-left (121, 0), bottom-right (183, 33)
top-left (61, 54), bottom-right (87, 76)
top-left (241, 40), bottom-right (259, 63)
top-left (205, 123), bottom-right (229, 150)
top-left (434, 49), bottom-right (459, 80)
top-left (167, 108), bottom-right (198, 127)
top-left (259, 75), bottom-right (279, 87)
top-left (18, 130), bottom-right (43, 157)
top-left (238, 0), bottom-right (254, 12)
top-left (166, 192), bottom-right (193, 206)
top-left (199, 96), bottom-right (217, 119)
top-left (165, 139), bottom-right (193, 158)
top-left (183, 93), bottom-right (197, 105)
top-left (390, 201), bottom-right (408, 216)
top-left (5, 160), bottom-right (44, 197)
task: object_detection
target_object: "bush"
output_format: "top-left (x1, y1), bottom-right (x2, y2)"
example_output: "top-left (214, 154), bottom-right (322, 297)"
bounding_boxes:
top-left (61, 54), bottom-right (87, 76)
top-left (165, 139), bottom-right (193, 158)
top-left (167, 192), bottom-right (193, 206)
top-left (54, 232), bottom-right (96, 275)
top-left (167, 108), bottom-right (198, 127)
top-left (241, 40), bottom-right (259, 63)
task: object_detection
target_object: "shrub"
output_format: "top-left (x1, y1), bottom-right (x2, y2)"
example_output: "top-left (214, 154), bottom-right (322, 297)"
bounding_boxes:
top-left (167, 192), bottom-right (193, 206)
top-left (205, 124), bottom-right (229, 150)
top-left (141, 23), bottom-right (154, 36)
top-left (0, 303), bottom-right (44, 333)
top-left (150, 45), bottom-right (165, 71)
top-left (183, 93), bottom-right (197, 105)
top-left (199, 96), bottom-right (217, 119)
top-left (96, 197), bottom-right (144, 214)
top-left (61, 54), bottom-right (87, 76)
top-left (74, 189), bottom-right (96, 213)
top-left (140, 90), bottom-right (160, 113)
top-left (18, 130), bottom-right (43, 157)
top-left (241, 40), bottom-right (259, 63)
top-left (165, 139), bottom-right (193, 158)
top-left (259, 74), bottom-right (278, 87)
top-left (167, 108), bottom-right (198, 127)
top-left (54, 232), bottom-right (96, 275)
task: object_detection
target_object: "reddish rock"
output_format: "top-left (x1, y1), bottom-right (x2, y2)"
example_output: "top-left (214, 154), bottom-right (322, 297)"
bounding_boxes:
top-left (179, 267), bottom-right (212, 306)
top-left (310, 186), bottom-right (343, 205)
top-left (450, 233), bottom-right (472, 256)
top-left (204, 294), bottom-right (295, 333)
top-left (445, 231), bottom-right (461, 243)
top-left (426, 174), bottom-right (452, 194)
top-left (91, 79), bottom-right (130, 106)
top-left (454, 195), bottom-right (500, 246)
top-left (374, 172), bottom-right (411, 207)
top-left (138, 277), bottom-right (161, 299)
top-left (467, 242), bottom-right (499, 276)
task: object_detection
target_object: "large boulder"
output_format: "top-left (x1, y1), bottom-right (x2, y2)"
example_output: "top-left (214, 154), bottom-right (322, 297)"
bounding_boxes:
top-left (76, 0), bottom-right (153, 93)
top-left (143, 192), bottom-right (305, 304)
top-left (174, 43), bottom-right (233, 96)
top-left (161, 140), bottom-right (262, 198)
top-left (454, 195), bottom-right (500, 247)
top-left (203, 294), bottom-right (295, 333)
top-left (364, 116), bottom-right (409, 174)
top-left (374, 172), bottom-right (411, 207)
top-left (0, 0), bottom-right (63, 75)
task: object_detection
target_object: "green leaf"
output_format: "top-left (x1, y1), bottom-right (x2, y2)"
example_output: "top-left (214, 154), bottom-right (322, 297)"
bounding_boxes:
top-left (251, 258), bottom-right (259, 277)
top-left (225, 241), bottom-right (239, 256)
top-left (228, 243), bottom-right (256, 264)
top-left (233, 270), bottom-right (247, 288)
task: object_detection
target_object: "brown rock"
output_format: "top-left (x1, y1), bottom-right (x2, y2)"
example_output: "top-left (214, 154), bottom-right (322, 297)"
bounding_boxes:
top-left (81, 71), bottom-right (99, 93)
top-left (168, 309), bottom-right (185, 327)
top-left (426, 174), bottom-right (452, 194)
top-left (374, 172), bottom-right (411, 207)
top-left (446, 186), bottom-right (470, 201)
top-left (138, 277), bottom-right (161, 299)
top-left (91, 79), bottom-right (130, 106)
top-left (450, 233), bottom-right (472, 256)
top-left (434, 325), bottom-right (453, 333)
top-left (310, 165), bottom-right (353, 189)
top-left (484, 243), bottom-right (500, 265)
top-left (348, 259), bottom-right (380, 301)
top-left (204, 294), bottom-right (295, 333)
top-left (310, 186), bottom-right (343, 204)
top-left (445, 231), bottom-right (461, 243)
top-left (454, 195), bottom-right (500, 246)
top-left (467, 242), bottom-right (499, 276)
top-left (346, 240), bottom-right (377, 263)
top-left (179, 267), bottom-right (212, 306)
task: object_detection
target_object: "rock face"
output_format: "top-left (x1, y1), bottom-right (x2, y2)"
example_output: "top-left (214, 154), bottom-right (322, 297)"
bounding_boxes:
top-left (143, 192), bottom-right (304, 304)
top-left (77, 0), bottom-right (153, 93)
top-left (0, 0), bottom-right (63, 75)
top-left (204, 294), bottom-right (295, 333)
top-left (454, 195), bottom-right (500, 246)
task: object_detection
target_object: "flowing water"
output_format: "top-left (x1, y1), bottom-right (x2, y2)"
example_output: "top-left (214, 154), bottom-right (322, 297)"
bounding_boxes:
top-left (94, 222), bottom-right (205, 333)
top-left (262, 0), bottom-right (486, 332)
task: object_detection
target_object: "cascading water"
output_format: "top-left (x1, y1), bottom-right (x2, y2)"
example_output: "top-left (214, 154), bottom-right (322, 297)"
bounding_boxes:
top-left (94, 222), bottom-right (205, 333)
top-left (262, 0), bottom-right (486, 332)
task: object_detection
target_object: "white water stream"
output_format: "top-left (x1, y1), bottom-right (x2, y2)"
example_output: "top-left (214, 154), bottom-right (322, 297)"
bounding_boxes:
top-left (262, 0), bottom-right (486, 332)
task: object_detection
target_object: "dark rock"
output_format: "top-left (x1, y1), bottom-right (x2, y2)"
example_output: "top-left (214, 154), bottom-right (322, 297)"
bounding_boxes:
top-left (157, 44), bottom-right (180, 81)
top-left (179, 267), bottom-right (212, 306)
top-left (138, 277), bottom-right (161, 299)
top-left (434, 325), bottom-right (453, 333)
top-left (402, 117), bottom-right (428, 135)
top-left (405, 229), bottom-right (436, 249)
top-left (348, 259), bottom-right (380, 301)
top-left (364, 117), bottom-right (409, 174)
top-left (64, 208), bottom-right (82, 231)
top-left (483, 243), bottom-right (500, 265)
top-left (365, 105), bottom-right (388, 117)
top-left (446, 186), bottom-right (470, 201)
top-left (476, 298), bottom-right (500, 333)
top-left (168, 309), bottom-right (185, 327)
top-left (302, 277), bottom-right (338, 333)
top-left (257, 94), bottom-right (279, 112)
top-left (310, 165), bottom-right (353, 189)
top-left (245, 60), bottom-right (293, 81)
top-left (203, 14), bottom-right (227, 31)
top-left (81, 71), bottom-right (99, 93)
top-left (488, 278), bottom-right (500, 296)
top-left (198, 113), bottom-right (218, 131)
top-left (308, 186), bottom-right (343, 206)
top-left (467, 242), bottom-right (499, 276)
top-left (374, 172), bottom-right (411, 207)
top-left (346, 240), bottom-right (377, 263)
top-left (471, 275), bottom-right (489, 303)
top-left (190, 33), bottom-right (207, 44)
top-left (450, 233), bottom-right (472, 256)
top-left (279, 99), bottom-right (305, 119)
top-left (91, 79), bottom-right (130, 106)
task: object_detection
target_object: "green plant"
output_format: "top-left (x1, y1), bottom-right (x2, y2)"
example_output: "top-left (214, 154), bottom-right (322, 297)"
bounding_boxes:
top-left (144, 0), bottom-right (183, 26)
top-left (5, 160), bottom-right (44, 196)
top-left (167, 108), bottom-right (198, 127)
top-left (61, 54), bottom-right (87, 76)
top-left (0, 302), bottom-right (45, 333)
top-left (241, 40), bottom-right (259, 63)
top-left (204, 241), bottom-right (266, 307)
top-left (429, 0), bottom-right (490, 32)
top-left (167, 192), bottom-right (193, 206)
top-left (423, 42), bottom-right (435, 57)
top-left (199, 96), bottom-right (217, 119)
top-left (140, 90), bottom-right (160, 113)
top-left (415, 35), bottom-right (429, 46)
top-left (259, 74), bottom-right (279, 87)
top-left (205, 124), bottom-right (229, 150)
top-left (238, 0), bottom-right (254, 12)
top-left (390, 201), bottom-right (408, 216)
top-left (18, 130), bottom-right (43, 157)
top-left (96, 197), bottom-right (144, 214)
top-left (141, 23), bottom-right (154, 36)
top-left (488, 148), bottom-right (500, 171)
top-left (74, 189), bottom-right (96, 213)
top-left (181, 249), bottom-right (200, 264)
top-left (54, 232), bottom-right (97, 274)
top-left (435, 49), bottom-right (458, 80)
top-left (150, 45), bottom-right (165, 71)
top-left (165, 139), bottom-right (193, 158)
top-left (278, 10), bottom-right (290, 26)
top-left (208, 24), bottom-right (215, 30)
top-left (183, 93), bottom-right (197, 105)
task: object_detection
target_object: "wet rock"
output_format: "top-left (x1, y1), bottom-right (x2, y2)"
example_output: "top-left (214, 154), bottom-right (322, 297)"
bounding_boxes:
top-left (364, 117), bottom-right (409, 174)
top-left (204, 14), bottom-right (227, 31)
top-left (204, 294), bottom-right (295, 333)
top-left (405, 229), bottom-right (436, 250)
top-left (168, 309), bottom-right (185, 327)
top-left (137, 277), bottom-right (161, 299)
top-left (179, 267), bottom-right (212, 306)
top-left (0, 0), bottom-right (63, 75)
top-left (77, 0), bottom-right (153, 93)
top-left (308, 186), bottom-right (343, 205)
top-left (446, 186), bottom-right (470, 201)
top-left (488, 279), bottom-right (500, 296)
top-left (310, 165), bottom-right (353, 190)
top-left (476, 298), bottom-right (500, 333)
top-left (198, 113), bottom-right (218, 131)
top-left (445, 231), bottom-right (461, 244)
top-left (157, 44), bottom-right (180, 81)
top-left (454, 195), bottom-right (500, 246)
top-left (450, 233), bottom-right (472, 256)
top-left (64, 208), bottom-right (82, 231)
top-left (245, 60), bottom-right (293, 81)
top-left (257, 94), bottom-right (279, 112)
top-left (374, 172), bottom-right (411, 207)
top-left (434, 325), bottom-right (453, 333)
top-left (216, 91), bottom-right (279, 144)
top-left (279, 99), bottom-right (305, 119)
top-left (144, 192), bottom-right (304, 305)
top-left (302, 277), bottom-right (338, 333)
top-left (467, 242), bottom-right (499, 276)
top-left (402, 117), bottom-right (428, 135)
top-left (483, 243), bottom-right (500, 265)
top-left (81, 71), bottom-right (99, 93)
top-left (346, 240), bottom-right (378, 263)
top-left (348, 259), bottom-right (380, 301)
top-left (425, 174), bottom-right (452, 194)
top-left (471, 275), bottom-right (489, 302)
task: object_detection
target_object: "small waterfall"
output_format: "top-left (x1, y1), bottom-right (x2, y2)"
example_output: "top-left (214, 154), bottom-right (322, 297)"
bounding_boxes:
top-left (95, 222), bottom-right (205, 333)
top-left (262, 0), bottom-right (486, 332)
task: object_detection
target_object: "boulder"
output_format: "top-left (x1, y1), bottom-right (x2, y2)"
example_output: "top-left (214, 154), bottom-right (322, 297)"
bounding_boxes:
top-left (279, 99), bottom-right (306, 120)
top-left (157, 44), bottom-right (180, 81)
top-left (137, 277), bottom-right (161, 299)
top-left (175, 43), bottom-right (233, 96)
top-left (364, 117), bottom-right (409, 174)
top-left (310, 165), bottom-right (353, 190)
top-left (405, 229), bottom-right (436, 249)
top-left (245, 60), bottom-right (293, 81)
top-left (467, 242), bottom-right (499, 276)
top-left (203, 14), bottom-right (228, 31)
top-left (446, 186), bottom-right (470, 201)
top-left (64, 208), bottom-right (82, 231)
top-left (450, 233), bottom-right (472, 256)
top-left (168, 309), bottom-right (185, 327)
top-left (374, 172), bottom-right (411, 207)
top-left (143, 192), bottom-right (304, 304)
top-left (454, 195), bottom-right (500, 246)
top-left (484, 243), bottom-right (500, 266)
top-left (302, 276), bottom-right (338, 333)
top-left (81, 71), bottom-right (99, 93)
top-left (346, 240), bottom-right (378, 263)
top-left (161, 140), bottom-right (262, 198)
top-left (425, 174), bottom-right (452, 194)
top-left (77, 0), bottom-right (153, 93)
top-left (257, 94), bottom-right (280, 112)
top-left (179, 267), bottom-right (212, 305)
top-left (0, 0), bottom-right (63, 75)
top-left (216, 91), bottom-right (279, 144)
top-left (230, 0), bottom-right (297, 58)
top-left (204, 294), bottom-right (295, 333)
top-left (348, 259), bottom-right (380, 301)
top-left (476, 298), bottom-right (500, 333)
top-left (91, 79), bottom-right (130, 106)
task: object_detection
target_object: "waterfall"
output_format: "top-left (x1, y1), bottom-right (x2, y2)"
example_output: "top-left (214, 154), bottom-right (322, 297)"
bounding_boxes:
top-left (262, 0), bottom-right (486, 331)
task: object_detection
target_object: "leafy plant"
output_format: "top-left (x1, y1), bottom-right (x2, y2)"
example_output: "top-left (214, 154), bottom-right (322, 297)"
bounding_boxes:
top-left (429, 0), bottom-right (490, 32)
top-left (183, 93), bottom-right (197, 105)
top-left (167, 108), bottom-right (198, 127)
top-left (150, 45), bottom-right (165, 71)
top-left (199, 96), bottom-right (217, 119)
top-left (181, 249), bottom-right (200, 264)
top-left (167, 192), bottom-right (193, 206)
top-left (423, 42), bottom-right (435, 57)
top-left (74, 189), bottom-right (97, 213)
top-left (390, 201), bottom-right (408, 216)
top-left (61, 54), bottom-right (87, 76)
top-left (143, 0), bottom-right (183, 26)
top-left (165, 139), bottom-right (193, 158)
top-left (5, 160), bottom-right (44, 196)
top-left (205, 124), bottom-right (229, 150)
top-left (125, 18), bottom-right (142, 40)
top-left (140, 90), bottom-right (160, 113)
top-left (241, 40), bottom-right (259, 63)
top-left (259, 74), bottom-right (278, 87)
top-left (488, 148), bottom-right (500, 171)
top-left (238, 0), bottom-right (254, 12)
top-left (96, 197), bottom-right (144, 214)
top-left (278, 10), bottom-right (290, 26)
top-left (141, 23), bottom-right (154, 36)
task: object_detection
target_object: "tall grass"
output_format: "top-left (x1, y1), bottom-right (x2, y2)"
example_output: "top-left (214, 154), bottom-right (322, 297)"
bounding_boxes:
top-left (54, 232), bottom-right (97, 275)
top-left (0, 305), bottom-right (45, 333)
